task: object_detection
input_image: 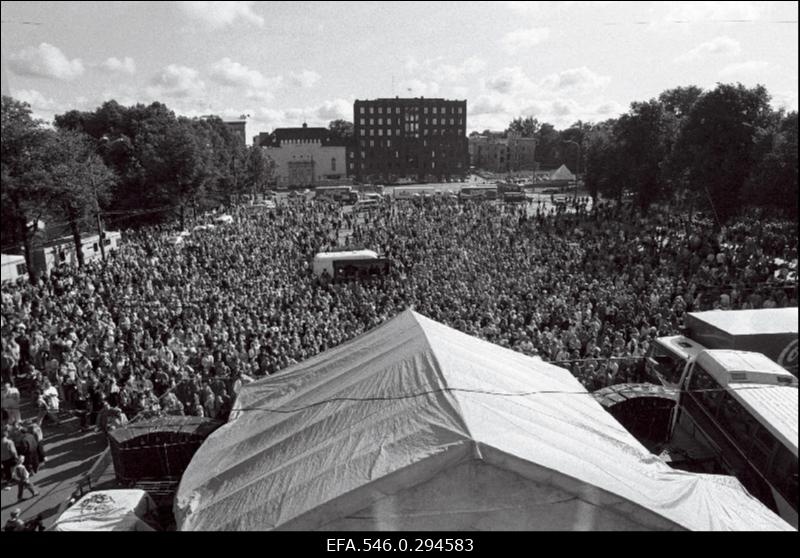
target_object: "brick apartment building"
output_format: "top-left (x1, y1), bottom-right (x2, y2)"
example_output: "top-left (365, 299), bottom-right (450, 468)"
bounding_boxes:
top-left (353, 97), bottom-right (468, 183)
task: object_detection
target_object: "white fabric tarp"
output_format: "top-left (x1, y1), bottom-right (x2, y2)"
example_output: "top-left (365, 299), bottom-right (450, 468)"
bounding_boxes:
top-left (50, 489), bottom-right (156, 531)
top-left (175, 310), bottom-right (791, 531)
top-left (550, 164), bottom-right (576, 181)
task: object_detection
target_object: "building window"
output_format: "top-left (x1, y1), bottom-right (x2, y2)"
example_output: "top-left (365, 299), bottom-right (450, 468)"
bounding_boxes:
top-left (424, 107), bottom-right (428, 114)
top-left (360, 107), bottom-right (365, 114)
top-left (395, 107), bottom-right (400, 114)
top-left (432, 118), bottom-right (437, 125)
top-left (360, 118), bottom-right (365, 125)
top-left (378, 118), bottom-right (382, 125)
top-left (395, 151), bottom-right (399, 158)
top-left (369, 107), bottom-right (374, 114)
top-left (378, 129), bottom-right (383, 136)
top-left (386, 118), bottom-right (392, 125)
top-left (432, 107), bottom-right (437, 114)
top-left (370, 140), bottom-right (374, 147)
top-left (387, 139), bottom-right (391, 147)
top-left (387, 129), bottom-right (392, 136)
top-left (458, 107), bottom-right (463, 114)
top-left (349, 162), bottom-right (354, 169)
top-left (360, 129), bottom-right (365, 136)
top-left (450, 118), bottom-right (454, 125)
top-left (370, 129), bottom-right (374, 136)
top-left (331, 158), bottom-right (336, 171)
top-left (361, 151), bottom-right (366, 158)
top-left (378, 107), bottom-right (383, 114)
top-left (370, 118), bottom-right (374, 125)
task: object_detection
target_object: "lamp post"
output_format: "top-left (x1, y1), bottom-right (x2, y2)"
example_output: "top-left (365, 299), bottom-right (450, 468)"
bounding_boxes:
top-left (562, 140), bottom-right (581, 200)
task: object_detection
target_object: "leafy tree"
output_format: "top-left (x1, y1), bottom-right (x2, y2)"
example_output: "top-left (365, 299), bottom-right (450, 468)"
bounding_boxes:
top-left (1, 96), bottom-right (58, 282)
top-left (328, 119), bottom-right (354, 141)
top-left (658, 86), bottom-right (703, 118)
top-left (673, 83), bottom-right (773, 223)
top-left (246, 147), bottom-right (276, 196)
top-left (743, 111), bottom-right (798, 218)
top-left (506, 116), bottom-right (539, 138)
top-left (48, 130), bottom-right (116, 266)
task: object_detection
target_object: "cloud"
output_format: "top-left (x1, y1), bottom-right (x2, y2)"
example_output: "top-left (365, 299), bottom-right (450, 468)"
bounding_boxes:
top-left (485, 67), bottom-right (536, 95)
top-left (540, 66), bottom-right (610, 92)
top-left (718, 60), bottom-right (771, 78)
top-left (675, 36), bottom-right (741, 63)
top-left (501, 28), bottom-right (551, 53)
top-left (209, 58), bottom-right (282, 100)
top-left (8, 43), bottom-right (84, 80)
top-left (289, 70), bottom-right (321, 88)
top-left (664, 1), bottom-right (763, 23)
top-left (471, 96), bottom-right (511, 116)
top-left (771, 91), bottom-right (798, 112)
top-left (179, 1), bottom-right (264, 28)
top-left (315, 99), bottom-right (351, 121)
top-left (99, 56), bottom-right (136, 75)
top-left (147, 64), bottom-right (205, 98)
top-left (404, 56), bottom-right (487, 84)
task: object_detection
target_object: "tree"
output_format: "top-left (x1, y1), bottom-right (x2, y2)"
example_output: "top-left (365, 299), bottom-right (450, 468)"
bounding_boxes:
top-left (673, 83), bottom-right (773, 223)
top-left (1, 96), bottom-right (58, 282)
top-left (328, 119), bottom-right (354, 141)
top-left (613, 101), bottom-right (674, 211)
top-left (48, 130), bottom-right (116, 266)
top-left (658, 86), bottom-right (703, 118)
top-left (743, 111), bottom-right (798, 218)
top-left (506, 116), bottom-right (539, 138)
top-left (246, 147), bottom-right (275, 196)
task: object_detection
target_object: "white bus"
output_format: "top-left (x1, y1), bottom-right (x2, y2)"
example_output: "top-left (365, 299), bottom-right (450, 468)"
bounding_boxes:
top-left (673, 349), bottom-right (798, 527)
top-left (312, 250), bottom-right (390, 281)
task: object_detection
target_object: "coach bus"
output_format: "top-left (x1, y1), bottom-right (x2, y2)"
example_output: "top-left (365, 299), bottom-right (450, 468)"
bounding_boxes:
top-left (671, 349), bottom-right (798, 527)
top-left (315, 186), bottom-right (358, 204)
top-left (312, 250), bottom-right (390, 281)
top-left (458, 186), bottom-right (497, 201)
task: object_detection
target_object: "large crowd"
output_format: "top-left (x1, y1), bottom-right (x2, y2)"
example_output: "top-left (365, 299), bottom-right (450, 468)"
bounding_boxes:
top-left (1, 194), bottom-right (797, 464)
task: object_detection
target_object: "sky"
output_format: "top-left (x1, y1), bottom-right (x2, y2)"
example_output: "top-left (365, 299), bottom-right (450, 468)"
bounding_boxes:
top-left (1, 1), bottom-right (798, 143)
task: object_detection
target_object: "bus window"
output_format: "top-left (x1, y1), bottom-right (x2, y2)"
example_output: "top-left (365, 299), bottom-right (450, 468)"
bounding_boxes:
top-left (748, 422), bottom-right (778, 471)
top-left (688, 365), bottom-right (723, 418)
top-left (648, 343), bottom-right (685, 384)
top-left (768, 446), bottom-right (798, 513)
top-left (717, 391), bottom-right (759, 450)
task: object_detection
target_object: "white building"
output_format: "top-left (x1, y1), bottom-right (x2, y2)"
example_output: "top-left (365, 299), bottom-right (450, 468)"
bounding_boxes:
top-left (253, 124), bottom-right (349, 188)
top-left (31, 231), bottom-right (122, 276)
top-left (1, 254), bottom-right (28, 283)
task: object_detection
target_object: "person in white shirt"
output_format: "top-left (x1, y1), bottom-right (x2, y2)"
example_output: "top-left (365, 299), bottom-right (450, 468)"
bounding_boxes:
top-left (1, 383), bottom-right (21, 425)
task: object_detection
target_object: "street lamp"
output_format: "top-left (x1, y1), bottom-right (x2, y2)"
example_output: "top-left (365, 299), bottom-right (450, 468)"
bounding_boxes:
top-left (562, 140), bottom-right (581, 200)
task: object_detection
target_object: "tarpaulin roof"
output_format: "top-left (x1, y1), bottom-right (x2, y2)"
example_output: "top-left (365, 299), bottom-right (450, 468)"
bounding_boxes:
top-left (550, 164), bottom-right (576, 181)
top-left (50, 489), bottom-right (156, 531)
top-left (174, 310), bottom-right (791, 531)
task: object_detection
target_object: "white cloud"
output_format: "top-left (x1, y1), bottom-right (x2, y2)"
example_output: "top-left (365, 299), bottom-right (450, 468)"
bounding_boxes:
top-left (471, 96), bottom-right (511, 116)
top-left (675, 36), bottom-right (741, 63)
top-left (315, 99), bottom-right (351, 121)
top-left (404, 56), bottom-right (487, 84)
top-left (147, 64), bottom-right (205, 98)
top-left (289, 70), bottom-right (321, 88)
top-left (209, 58), bottom-right (282, 100)
top-left (179, 1), bottom-right (264, 28)
top-left (8, 43), bottom-right (84, 80)
top-left (664, 1), bottom-right (763, 23)
top-left (99, 56), bottom-right (136, 75)
top-left (501, 28), bottom-right (551, 53)
top-left (771, 91), bottom-right (798, 112)
top-left (14, 88), bottom-right (60, 112)
top-left (718, 60), bottom-right (771, 78)
top-left (484, 67), bottom-right (536, 95)
top-left (540, 66), bottom-right (610, 92)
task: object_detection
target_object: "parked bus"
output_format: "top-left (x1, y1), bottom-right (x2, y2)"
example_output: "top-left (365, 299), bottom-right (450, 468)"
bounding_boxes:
top-left (459, 186), bottom-right (497, 201)
top-left (671, 349), bottom-right (798, 527)
top-left (312, 250), bottom-right (390, 281)
top-left (315, 186), bottom-right (358, 204)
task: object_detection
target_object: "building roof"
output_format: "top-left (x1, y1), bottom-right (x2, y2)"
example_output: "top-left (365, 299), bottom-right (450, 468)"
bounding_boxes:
top-left (175, 310), bottom-right (790, 531)
top-left (1, 254), bottom-right (25, 265)
top-left (255, 124), bottom-right (350, 147)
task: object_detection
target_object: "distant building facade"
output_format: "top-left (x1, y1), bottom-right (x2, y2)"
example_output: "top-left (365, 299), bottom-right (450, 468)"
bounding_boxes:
top-left (253, 124), bottom-right (349, 187)
top-left (353, 97), bottom-right (468, 183)
top-left (469, 132), bottom-right (537, 173)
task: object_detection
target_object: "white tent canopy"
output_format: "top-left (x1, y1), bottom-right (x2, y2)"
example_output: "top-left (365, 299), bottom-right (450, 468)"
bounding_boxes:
top-left (550, 164), bottom-right (576, 181)
top-left (175, 310), bottom-right (791, 531)
top-left (50, 489), bottom-right (156, 531)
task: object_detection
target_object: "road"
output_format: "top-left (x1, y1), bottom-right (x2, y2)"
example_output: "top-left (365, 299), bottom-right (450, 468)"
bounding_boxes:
top-left (1, 402), bottom-right (112, 530)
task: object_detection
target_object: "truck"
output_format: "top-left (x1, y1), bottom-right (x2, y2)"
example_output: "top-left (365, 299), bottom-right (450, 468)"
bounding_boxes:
top-left (645, 308), bottom-right (798, 386)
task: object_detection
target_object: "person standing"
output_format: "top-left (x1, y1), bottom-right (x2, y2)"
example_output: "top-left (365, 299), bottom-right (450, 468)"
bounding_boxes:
top-left (1, 382), bottom-right (22, 426)
top-left (12, 456), bottom-right (38, 502)
top-left (1, 428), bottom-right (19, 488)
top-left (19, 426), bottom-right (41, 474)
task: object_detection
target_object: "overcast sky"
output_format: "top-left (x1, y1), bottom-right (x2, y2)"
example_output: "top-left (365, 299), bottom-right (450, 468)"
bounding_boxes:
top-left (1, 1), bottom-right (797, 142)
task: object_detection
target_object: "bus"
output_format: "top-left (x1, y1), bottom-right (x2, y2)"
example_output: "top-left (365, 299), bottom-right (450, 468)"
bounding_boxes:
top-left (315, 186), bottom-right (358, 204)
top-left (459, 186), bottom-right (497, 201)
top-left (672, 349), bottom-right (798, 527)
top-left (312, 250), bottom-right (390, 281)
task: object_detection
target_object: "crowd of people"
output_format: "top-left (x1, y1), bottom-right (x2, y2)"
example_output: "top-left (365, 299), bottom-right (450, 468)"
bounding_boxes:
top-left (0, 193), bottom-right (797, 440)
